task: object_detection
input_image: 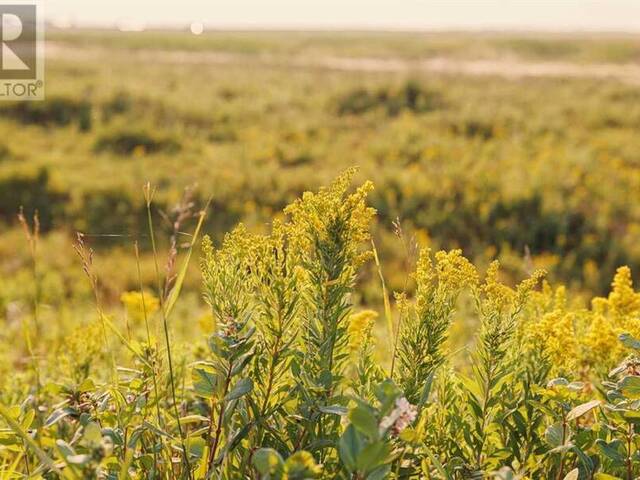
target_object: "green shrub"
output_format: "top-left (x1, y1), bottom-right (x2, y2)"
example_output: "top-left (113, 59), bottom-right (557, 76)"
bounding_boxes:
top-left (0, 168), bottom-right (68, 230)
top-left (94, 129), bottom-right (181, 155)
top-left (0, 143), bottom-right (10, 162)
top-left (336, 80), bottom-right (444, 116)
top-left (0, 96), bottom-right (92, 130)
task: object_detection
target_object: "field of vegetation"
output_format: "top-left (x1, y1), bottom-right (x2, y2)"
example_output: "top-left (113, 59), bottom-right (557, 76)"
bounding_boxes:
top-left (3, 30), bottom-right (640, 478)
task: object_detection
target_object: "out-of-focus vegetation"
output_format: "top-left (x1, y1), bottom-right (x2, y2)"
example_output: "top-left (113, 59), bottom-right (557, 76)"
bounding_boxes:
top-left (2, 29), bottom-right (640, 310)
top-left (5, 172), bottom-right (640, 478)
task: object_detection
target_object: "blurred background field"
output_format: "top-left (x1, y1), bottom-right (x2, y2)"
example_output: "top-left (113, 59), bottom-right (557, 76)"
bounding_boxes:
top-left (3, 29), bottom-right (640, 320)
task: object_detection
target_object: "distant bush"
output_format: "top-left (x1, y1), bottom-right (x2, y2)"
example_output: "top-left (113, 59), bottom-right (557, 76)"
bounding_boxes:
top-left (101, 91), bottom-right (133, 121)
top-left (76, 189), bottom-right (146, 241)
top-left (0, 168), bottom-right (68, 230)
top-left (336, 80), bottom-right (444, 116)
top-left (0, 144), bottom-right (11, 162)
top-left (0, 96), bottom-right (92, 131)
top-left (94, 129), bottom-right (181, 155)
top-left (208, 124), bottom-right (237, 143)
top-left (450, 118), bottom-right (496, 139)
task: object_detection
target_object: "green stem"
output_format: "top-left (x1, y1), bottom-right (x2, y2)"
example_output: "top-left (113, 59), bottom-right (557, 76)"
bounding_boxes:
top-left (627, 422), bottom-right (634, 480)
top-left (207, 364), bottom-right (232, 473)
top-left (145, 193), bottom-right (192, 480)
top-left (555, 411), bottom-right (568, 480)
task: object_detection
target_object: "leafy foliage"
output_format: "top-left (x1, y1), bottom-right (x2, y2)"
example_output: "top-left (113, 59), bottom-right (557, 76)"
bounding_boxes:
top-left (5, 173), bottom-right (640, 479)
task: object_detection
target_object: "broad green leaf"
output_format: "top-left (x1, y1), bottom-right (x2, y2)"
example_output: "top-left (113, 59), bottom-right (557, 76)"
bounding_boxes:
top-left (596, 439), bottom-right (626, 465)
top-left (619, 375), bottom-right (640, 399)
top-left (225, 377), bottom-right (253, 402)
top-left (619, 333), bottom-right (640, 350)
top-left (368, 465), bottom-right (392, 480)
top-left (567, 400), bottom-right (601, 421)
top-left (356, 441), bottom-right (391, 473)
top-left (186, 437), bottom-right (206, 460)
top-left (349, 405), bottom-right (379, 440)
top-left (545, 422), bottom-right (564, 448)
top-left (192, 367), bottom-right (218, 399)
top-left (253, 448), bottom-right (284, 478)
top-left (82, 422), bottom-right (103, 447)
top-left (339, 424), bottom-right (363, 472)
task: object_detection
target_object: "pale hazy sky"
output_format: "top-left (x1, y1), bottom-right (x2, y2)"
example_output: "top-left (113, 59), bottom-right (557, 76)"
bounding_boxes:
top-left (45, 0), bottom-right (640, 31)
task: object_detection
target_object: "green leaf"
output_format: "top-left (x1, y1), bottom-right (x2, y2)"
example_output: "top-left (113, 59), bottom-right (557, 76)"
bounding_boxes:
top-left (67, 454), bottom-right (92, 465)
top-left (186, 437), bottom-right (206, 460)
top-left (164, 207), bottom-right (208, 318)
top-left (356, 441), bottom-right (391, 473)
top-left (349, 405), bottom-right (379, 440)
top-left (192, 367), bottom-right (218, 399)
top-left (253, 448), bottom-right (285, 478)
top-left (425, 449), bottom-right (451, 480)
top-left (619, 376), bottom-right (640, 399)
top-left (225, 377), bottom-right (253, 402)
top-left (596, 439), bottom-right (626, 465)
top-left (594, 474), bottom-right (623, 480)
top-left (419, 371), bottom-right (436, 407)
top-left (82, 422), bottom-right (103, 447)
top-left (368, 465), bottom-right (392, 480)
top-left (55, 439), bottom-right (76, 460)
top-left (619, 333), bottom-right (640, 351)
top-left (44, 407), bottom-right (77, 427)
top-left (339, 424), bottom-right (363, 472)
top-left (318, 405), bottom-right (348, 416)
top-left (545, 423), bottom-right (564, 448)
top-left (567, 400), bottom-right (601, 421)
top-left (0, 403), bottom-right (62, 475)
top-left (563, 469), bottom-right (579, 480)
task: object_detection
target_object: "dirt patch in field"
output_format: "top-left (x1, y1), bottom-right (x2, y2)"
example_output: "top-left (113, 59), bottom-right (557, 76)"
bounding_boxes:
top-left (47, 42), bottom-right (640, 84)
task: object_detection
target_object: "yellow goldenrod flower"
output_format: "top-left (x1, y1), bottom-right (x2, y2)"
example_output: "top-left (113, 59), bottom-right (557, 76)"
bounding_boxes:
top-left (608, 266), bottom-right (640, 316)
top-left (120, 290), bottom-right (160, 323)
top-left (534, 309), bottom-right (579, 374)
top-left (583, 312), bottom-right (620, 367)
top-left (348, 310), bottom-right (378, 353)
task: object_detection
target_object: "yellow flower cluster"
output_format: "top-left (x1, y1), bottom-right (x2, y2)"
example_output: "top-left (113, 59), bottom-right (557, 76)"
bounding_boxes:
top-left (608, 266), bottom-right (640, 317)
top-left (414, 248), bottom-right (478, 313)
top-left (481, 261), bottom-right (517, 314)
top-left (347, 310), bottom-right (378, 354)
top-left (525, 267), bottom-right (640, 375)
top-left (284, 168), bottom-right (376, 266)
top-left (582, 311), bottom-right (619, 366)
top-left (120, 290), bottom-right (160, 324)
top-left (58, 320), bottom-right (103, 381)
top-left (534, 309), bottom-right (579, 374)
top-left (581, 266), bottom-right (640, 368)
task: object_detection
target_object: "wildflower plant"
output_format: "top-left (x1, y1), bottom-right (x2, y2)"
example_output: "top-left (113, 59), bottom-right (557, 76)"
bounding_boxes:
top-left (6, 172), bottom-right (640, 479)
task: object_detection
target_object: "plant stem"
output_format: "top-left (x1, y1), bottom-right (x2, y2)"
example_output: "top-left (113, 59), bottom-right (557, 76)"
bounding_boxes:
top-left (145, 190), bottom-right (192, 480)
top-left (627, 422), bottom-right (634, 480)
top-left (555, 411), bottom-right (568, 480)
top-left (207, 364), bottom-right (232, 473)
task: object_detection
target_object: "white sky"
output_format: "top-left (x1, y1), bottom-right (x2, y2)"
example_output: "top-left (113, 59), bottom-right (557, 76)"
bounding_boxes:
top-left (45, 0), bottom-right (640, 31)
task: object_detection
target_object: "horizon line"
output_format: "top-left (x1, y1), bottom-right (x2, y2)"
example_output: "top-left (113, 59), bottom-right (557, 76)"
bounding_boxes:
top-left (47, 23), bottom-right (640, 35)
